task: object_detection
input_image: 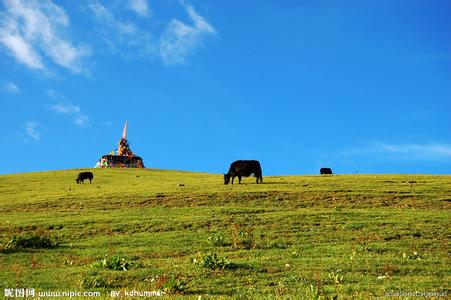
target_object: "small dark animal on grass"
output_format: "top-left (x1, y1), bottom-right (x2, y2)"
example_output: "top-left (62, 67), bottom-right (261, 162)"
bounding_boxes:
top-left (320, 168), bottom-right (333, 175)
top-left (76, 172), bottom-right (94, 184)
top-left (224, 160), bottom-right (263, 185)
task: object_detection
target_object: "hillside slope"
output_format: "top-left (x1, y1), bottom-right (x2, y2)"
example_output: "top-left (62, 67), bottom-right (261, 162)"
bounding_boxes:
top-left (0, 169), bottom-right (449, 298)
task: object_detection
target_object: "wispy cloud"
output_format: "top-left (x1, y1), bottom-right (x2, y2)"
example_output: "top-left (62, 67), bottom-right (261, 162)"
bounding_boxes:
top-left (103, 120), bottom-right (113, 126)
top-left (89, 1), bottom-right (137, 36)
top-left (128, 0), bottom-right (150, 17)
top-left (4, 81), bottom-right (20, 93)
top-left (73, 115), bottom-right (90, 127)
top-left (88, 0), bottom-right (155, 53)
top-left (47, 88), bottom-right (60, 99)
top-left (0, 0), bottom-right (90, 73)
top-left (0, 26), bottom-right (44, 69)
top-left (2, 1), bottom-right (216, 71)
top-left (50, 103), bottom-right (81, 114)
top-left (47, 89), bottom-right (89, 127)
top-left (86, 1), bottom-right (215, 63)
top-left (376, 143), bottom-right (451, 156)
top-left (159, 2), bottom-right (216, 64)
top-left (342, 142), bottom-right (451, 159)
top-left (25, 121), bottom-right (41, 141)
top-left (50, 102), bottom-right (89, 127)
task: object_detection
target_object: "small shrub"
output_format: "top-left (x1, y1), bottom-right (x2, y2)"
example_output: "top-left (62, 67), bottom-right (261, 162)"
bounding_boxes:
top-left (402, 251), bottom-right (421, 260)
top-left (3, 232), bottom-right (58, 252)
top-left (327, 270), bottom-right (343, 284)
top-left (291, 249), bottom-right (302, 258)
top-left (231, 224), bottom-right (256, 250)
top-left (156, 274), bottom-right (187, 294)
top-left (266, 240), bottom-right (288, 249)
top-left (380, 263), bottom-right (399, 276)
top-left (191, 252), bottom-right (233, 270)
top-left (274, 275), bottom-right (303, 295)
top-left (47, 224), bottom-right (64, 230)
top-left (81, 274), bottom-right (110, 288)
top-left (309, 284), bottom-right (321, 300)
top-left (92, 254), bottom-right (136, 271)
top-left (208, 233), bottom-right (226, 247)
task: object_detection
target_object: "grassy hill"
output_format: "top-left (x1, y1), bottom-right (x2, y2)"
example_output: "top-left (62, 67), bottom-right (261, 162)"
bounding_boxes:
top-left (0, 169), bottom-right (449, 298)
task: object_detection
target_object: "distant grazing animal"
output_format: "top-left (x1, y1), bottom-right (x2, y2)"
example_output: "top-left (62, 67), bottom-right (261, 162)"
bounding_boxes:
top-left (177, 183), bottom-right (185, 187)
top-left (320, 168), bottom-right (333, 175)
top-left (76, 171), bottom-right (94, 184)
top-left (224, 160), bottom-right (263, 185)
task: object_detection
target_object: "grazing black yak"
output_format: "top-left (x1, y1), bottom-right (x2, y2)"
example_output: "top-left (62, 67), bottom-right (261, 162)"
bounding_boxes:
top-left (76, 171), bottom-right (94, 184)
top-left (320, 168), bottom-right (333, 175)
top-left (224, 160), bottom-right (263, 185)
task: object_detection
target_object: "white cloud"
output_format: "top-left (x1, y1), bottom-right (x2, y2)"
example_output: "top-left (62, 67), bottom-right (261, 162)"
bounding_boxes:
top-left (4, 82), bottom-right (20, 93)
top-left (0, 0), bottom-right (90, 73)
top-left (47, 88), bottom-right (59, 99)
top-left (342, 142), bottom-right (451, 159)
top-left (73, 114), bottom-right (89, 127)
top-left (50, 102), bottom-right (89, 126)
top-left (90, 2), bottom-right (123, 31)
top-left (50, 103), bottom-right (81, 114)
top-left (88, 0), bottom-right (155, 53)
top-left (376, 143), bottom-right (451, 157)
top-left (25, 121), bottom-right (41, 141)
top-left (47, 89), bottom-right (89, 126)
top-left (0, 26), bottom-right (44, 69)
top-left (1, 1), bottom-right (216, 70)
top-left (159, 3), bottom-right (216, 64)
top-left (89, 1), bottom-right (138, 36)
top-left (128, 0), bottom-right (150, 17)
top-left (86, 1), bottom-right (215, 63)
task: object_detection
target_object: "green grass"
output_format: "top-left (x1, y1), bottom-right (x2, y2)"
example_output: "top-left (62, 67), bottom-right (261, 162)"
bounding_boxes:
top-left (0, 168), bottom-right (450, 298)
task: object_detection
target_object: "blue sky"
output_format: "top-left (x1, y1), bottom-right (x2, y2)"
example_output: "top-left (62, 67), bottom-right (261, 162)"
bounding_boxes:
top-left (1, 0), bottom-right (450, 175)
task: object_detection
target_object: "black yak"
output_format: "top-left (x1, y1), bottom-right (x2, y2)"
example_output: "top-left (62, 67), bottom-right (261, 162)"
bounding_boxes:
top-left (224, 160), bottom-right (263, 185)
top-left (76, 171), bottom-right (94, 184)
top-left (320, 168), bottom-right (333, 175)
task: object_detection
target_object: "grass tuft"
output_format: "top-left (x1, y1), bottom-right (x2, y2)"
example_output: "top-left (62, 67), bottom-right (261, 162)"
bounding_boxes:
top-left (92, 253), bottom-right (137, 271)
top-left (191, 252), bottom-right (234, 270)
top-left (2, 232), bottom-right (58, 252)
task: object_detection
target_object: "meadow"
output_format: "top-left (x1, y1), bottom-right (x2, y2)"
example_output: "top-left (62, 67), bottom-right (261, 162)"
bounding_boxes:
top-left (0, 169), bottom-right (449, 298)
